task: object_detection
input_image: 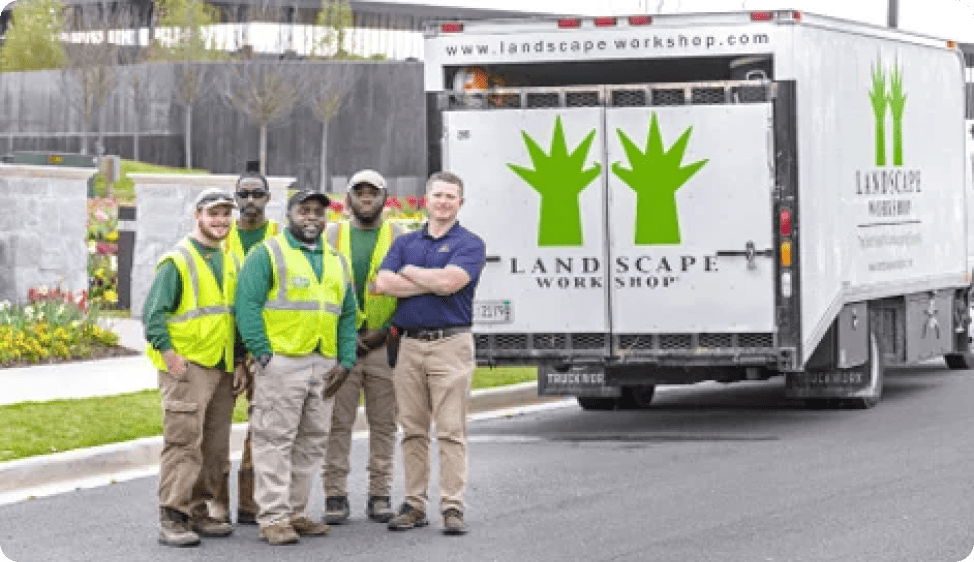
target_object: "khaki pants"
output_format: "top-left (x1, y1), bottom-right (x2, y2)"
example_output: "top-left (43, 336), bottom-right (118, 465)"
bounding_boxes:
top-left (323, 344), bottom-right (397, 498)
top-left (158, 362), bottom-right (235, 518)
top-left (251, 353), bottom-right (335, 527)
top-left (393, 332), bottom-right (475, 515)
top-left (211, 386), bottom-right (257, 519)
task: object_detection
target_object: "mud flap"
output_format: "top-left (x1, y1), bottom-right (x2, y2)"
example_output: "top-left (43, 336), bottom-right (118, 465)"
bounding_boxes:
top-left (785, 332), bottom-right (883, 408)
top-left (537, 363), bottom-right (621, 398)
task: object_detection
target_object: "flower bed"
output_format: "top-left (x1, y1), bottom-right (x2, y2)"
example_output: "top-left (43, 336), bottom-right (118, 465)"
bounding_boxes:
top-left (87, 197), bottom-right (120, 307)
top-left (327, 195), bottom-right (427, 229)
top-left (0, 288), bottom-right (130, 368)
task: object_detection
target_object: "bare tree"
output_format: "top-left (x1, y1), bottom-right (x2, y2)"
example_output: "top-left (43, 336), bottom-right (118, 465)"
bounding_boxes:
top-left (305, 64), bottom-right (347, 191)
top-left (222, 59), bottom-right (305, 175)
top-left (61, 15), bottom-right (119, 156)
top-left (126, 61), bottom-right (172, 162)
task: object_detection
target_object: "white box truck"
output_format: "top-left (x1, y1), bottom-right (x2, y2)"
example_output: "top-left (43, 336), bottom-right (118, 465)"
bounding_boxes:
top-left (423, 10), bottom-right (973, 409)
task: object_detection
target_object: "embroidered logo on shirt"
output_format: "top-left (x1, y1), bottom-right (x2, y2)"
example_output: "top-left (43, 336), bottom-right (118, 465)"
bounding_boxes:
top-left (290, 276), bottom-right (311, 288)
top-left (438, 244), bottom-right (450, 253)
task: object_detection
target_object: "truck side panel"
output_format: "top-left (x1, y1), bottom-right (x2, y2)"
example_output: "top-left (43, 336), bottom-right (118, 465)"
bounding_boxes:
top-left (784, 25), bottom-right (968, 363)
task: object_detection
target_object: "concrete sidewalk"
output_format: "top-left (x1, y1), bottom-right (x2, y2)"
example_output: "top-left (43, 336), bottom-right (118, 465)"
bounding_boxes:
top-left (0, 318), bottom-right (153, 406)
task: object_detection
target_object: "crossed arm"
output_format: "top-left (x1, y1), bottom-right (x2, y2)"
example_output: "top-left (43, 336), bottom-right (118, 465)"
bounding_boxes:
top-left (375, 264), bottom-right (471, 298)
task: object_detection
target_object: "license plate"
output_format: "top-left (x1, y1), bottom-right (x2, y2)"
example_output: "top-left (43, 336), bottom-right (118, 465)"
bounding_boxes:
top-left (473, 300), bottom-right (512, 324)
top-left (538, 364), bottom-right (621, 397)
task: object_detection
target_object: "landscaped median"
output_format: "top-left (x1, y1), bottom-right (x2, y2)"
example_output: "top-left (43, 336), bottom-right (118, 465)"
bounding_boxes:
top-left (0, 366), bottom-right (538, 463)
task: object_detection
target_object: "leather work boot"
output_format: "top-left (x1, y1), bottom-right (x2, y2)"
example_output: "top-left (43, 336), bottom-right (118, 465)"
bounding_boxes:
top-left (237, 509), bottom-right (258, 526)
top-left (158, 508), bottom-right (201, 547)
top-left (259, 520), bottom-right (300, 546)
top-left (366, 495), bottom-right (395, 523)
top-left (387, 503), bottom-right (428, 531)
top-left (324, 495), bottom-right (350, 524)
top-left (191, 515), bottom-right (233, 537)
top-left (442, 509), bottom-right (467, 536)
top-left (291, 515), bottom-right (331, 536)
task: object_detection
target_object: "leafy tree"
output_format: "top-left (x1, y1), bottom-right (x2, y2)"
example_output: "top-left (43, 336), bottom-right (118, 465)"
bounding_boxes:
top-left (0, 0), bottom-right (66, 72)
top-left (60, 13), bottom-right (119, 156)
top-left (311, 0), bottom-right (353, 59)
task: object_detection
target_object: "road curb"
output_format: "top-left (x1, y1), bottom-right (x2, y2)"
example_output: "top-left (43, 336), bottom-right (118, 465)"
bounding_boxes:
top-left (0, 381), bottom-right (565, 505)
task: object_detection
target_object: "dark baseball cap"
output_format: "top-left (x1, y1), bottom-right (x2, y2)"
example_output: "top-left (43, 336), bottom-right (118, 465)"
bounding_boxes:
top-left (287, 189), bottom-right (331, 209)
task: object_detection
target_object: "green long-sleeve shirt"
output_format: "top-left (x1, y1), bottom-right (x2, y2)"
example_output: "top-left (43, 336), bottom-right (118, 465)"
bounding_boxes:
top-left (235, 230), bottom-right (357, 369)
top-left (142, 237), bottom-right (245, 369)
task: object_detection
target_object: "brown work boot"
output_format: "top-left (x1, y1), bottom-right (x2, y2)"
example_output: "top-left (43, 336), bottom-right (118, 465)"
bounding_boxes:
top-left (324, 495), bottom-right (350, 524)
top-left (387, 503), bottom-right (428, 531)
top-left (291, 515), bottom-right (331, 536)
top-left (158, 508), bottom-right (201, 547)
top-left (367, 495), bottom-right (395, 523)
top-left (191, 514), bottom-right (233, 537)
top-left (259, 520), bottom-right (300, 546)
top-left (442, 509), bottom-right (467, 536)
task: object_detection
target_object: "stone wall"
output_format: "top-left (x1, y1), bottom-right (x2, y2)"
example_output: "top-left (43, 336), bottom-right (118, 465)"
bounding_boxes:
top-left (0, 165), bottom-right (90, 304)
top-left (130, 173), bottom-right (293, 319)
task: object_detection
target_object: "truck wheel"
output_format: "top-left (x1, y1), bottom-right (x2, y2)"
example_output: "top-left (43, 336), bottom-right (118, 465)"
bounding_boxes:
top-left (576, 397), bottom-right (617, 411)
top-left (619, 386), bottom-right (656, 409)
top-left (844, 330), bottom-right (884, 409)
top-left (945, 289), bottom-right (974, 369)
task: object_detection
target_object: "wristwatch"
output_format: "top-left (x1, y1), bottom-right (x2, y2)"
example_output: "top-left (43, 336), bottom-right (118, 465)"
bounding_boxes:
top-left (257, 354), bottom-right (272, 368)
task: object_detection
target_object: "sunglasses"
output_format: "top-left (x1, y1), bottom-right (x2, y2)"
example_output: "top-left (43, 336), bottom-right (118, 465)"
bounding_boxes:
top-left (236, 190), bottom-right (268, 199)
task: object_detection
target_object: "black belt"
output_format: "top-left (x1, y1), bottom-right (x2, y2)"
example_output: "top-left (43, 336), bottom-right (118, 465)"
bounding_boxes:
top-left (401, 325), bottom-right (471, 341)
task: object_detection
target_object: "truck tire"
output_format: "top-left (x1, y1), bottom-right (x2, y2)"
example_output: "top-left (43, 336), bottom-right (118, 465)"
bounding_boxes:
top-left (945, 353), bottom-right (974, 369)
top-left (576, 397), bottom-right (617, 411)
top-left (618, 386), bottom-right (656, 409)
top-left (945, 288), bottom-right (974, 369)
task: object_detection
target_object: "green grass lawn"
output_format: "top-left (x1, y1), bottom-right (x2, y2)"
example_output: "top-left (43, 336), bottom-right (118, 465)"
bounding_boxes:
top-left (120, 159), bottom-right (210, 176)
top-left (0, 366), bottom-right (536, 463)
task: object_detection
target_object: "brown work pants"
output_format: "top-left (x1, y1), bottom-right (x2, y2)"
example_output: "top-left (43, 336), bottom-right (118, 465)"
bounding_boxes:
top-left (394, 332), bottom-right (475, 515)
top-left (158, 362), bottom-right (235, 519)
top-left (323, 344), bottom-right (397, 498)
top-left (251, 353), bottom-right (335, 527)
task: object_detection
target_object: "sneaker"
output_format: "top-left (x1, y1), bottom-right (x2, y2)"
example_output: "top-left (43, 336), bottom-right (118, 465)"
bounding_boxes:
top-left (237, 509), bottom-right (258, 526)
top-left (442, 509), bottom-right (467, 536)
top-left (324, 496), bottom-right (350, 525)
top-left (259, 520), bottom-right (300, 546)
top-left (291, 515), bottom-right (331, 536)
top-left (387, 503), bottom-right (428, 531)
top-left (158, 508), bottom-right (201, 547)
top-left (191, 515), bottom-right (233, 537)
top-left (366, 496), bottom-right (394, 523)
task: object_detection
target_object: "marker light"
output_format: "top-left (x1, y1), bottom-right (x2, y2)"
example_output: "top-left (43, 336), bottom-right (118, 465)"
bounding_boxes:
top-left (781, 271), bottom-right (793, 298)
top-left (780, 241), bottom-right (792, 267)
top-left (628, 15), bottom-right (652, 25)
top-left (558, 18), bottom-right (582, 28)
top-left (750, 11), bottom-right (774, 21)
top-left (780, 208), bottom-right (792, 237)
top-left (594, 17), bottom-right (618, 27)
top-left (440, 22), bottom-right (463, 33)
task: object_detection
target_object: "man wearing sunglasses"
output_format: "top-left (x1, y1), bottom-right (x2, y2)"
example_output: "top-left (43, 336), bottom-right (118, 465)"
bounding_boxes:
top-left (211, 170), bottom-right (280, 527)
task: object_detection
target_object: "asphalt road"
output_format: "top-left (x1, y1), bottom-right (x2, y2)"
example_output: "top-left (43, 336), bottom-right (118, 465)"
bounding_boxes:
top-left (2, 363), bottom-right (973, 562)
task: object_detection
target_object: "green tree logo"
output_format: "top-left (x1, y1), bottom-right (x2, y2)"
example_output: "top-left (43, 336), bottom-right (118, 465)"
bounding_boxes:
top-left (869, 58), bottom-right (906, 167)
top-left (612, 113), bottom-right (708, 245)
top-left (508, 116), bottom-right (602, 246)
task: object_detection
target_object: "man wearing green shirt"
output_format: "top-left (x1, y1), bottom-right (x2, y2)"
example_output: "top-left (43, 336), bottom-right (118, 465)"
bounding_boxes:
top-left (323, 170), bottom-right (403, 525)
top-left (235, 188), bottom-right (358, 545)
top-left (213, 170), bottom-right (280, 526)
top-left (143, 188), bottom-right (249, 547)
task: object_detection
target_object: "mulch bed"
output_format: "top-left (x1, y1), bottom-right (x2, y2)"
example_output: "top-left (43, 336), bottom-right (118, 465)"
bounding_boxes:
top-left (0, 346), bottom-right (141, 369)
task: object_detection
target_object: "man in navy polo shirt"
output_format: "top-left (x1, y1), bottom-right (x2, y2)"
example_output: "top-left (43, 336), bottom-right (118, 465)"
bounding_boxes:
top-left (375, 171), bottom-right (486, 536)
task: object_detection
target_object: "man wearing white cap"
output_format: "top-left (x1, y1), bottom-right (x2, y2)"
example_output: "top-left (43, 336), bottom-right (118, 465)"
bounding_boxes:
top-left (143, 187), bottom-right (249, 547)
top-left (322, 169), bottom-right (405, 525)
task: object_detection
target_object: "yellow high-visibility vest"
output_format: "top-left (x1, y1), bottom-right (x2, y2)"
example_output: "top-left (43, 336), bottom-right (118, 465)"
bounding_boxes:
top-left (326, 220), bottom-right (403, 330)
top-left (261, 234), bottom-right (351, 357)
top-left (224, 220), bottom-right (279, 264)
top-left (146, 238), bottom-right (239, 373)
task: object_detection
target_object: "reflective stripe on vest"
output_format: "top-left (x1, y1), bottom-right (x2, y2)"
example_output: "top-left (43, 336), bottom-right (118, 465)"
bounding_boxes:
top-left (326, 220), bottom-right (403, 329)
top-left (146, 239), bottom-right (239, 372)
top-left (262, 234), bottom-right (350, 357)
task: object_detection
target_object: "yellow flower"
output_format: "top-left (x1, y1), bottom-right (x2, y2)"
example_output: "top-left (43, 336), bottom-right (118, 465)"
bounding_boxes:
top-left (105, 231), bottom-right (119, 242)
top-left (104, 290), bottom-right (118, 303)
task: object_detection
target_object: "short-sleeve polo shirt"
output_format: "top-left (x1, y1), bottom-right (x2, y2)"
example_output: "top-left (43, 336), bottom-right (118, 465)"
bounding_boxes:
top-left (380, 221), bottom-right (486, 329)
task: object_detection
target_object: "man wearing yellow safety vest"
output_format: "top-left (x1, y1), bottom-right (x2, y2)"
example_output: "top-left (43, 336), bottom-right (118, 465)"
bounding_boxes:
top-left (143, 188), bottom-right (249, 547)
top-left (322, 170), bottom-right (405, 525)
top-left (212, 170), bottom-right (279, 527)
top-left (235, 187), bottom-right (358, 545)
